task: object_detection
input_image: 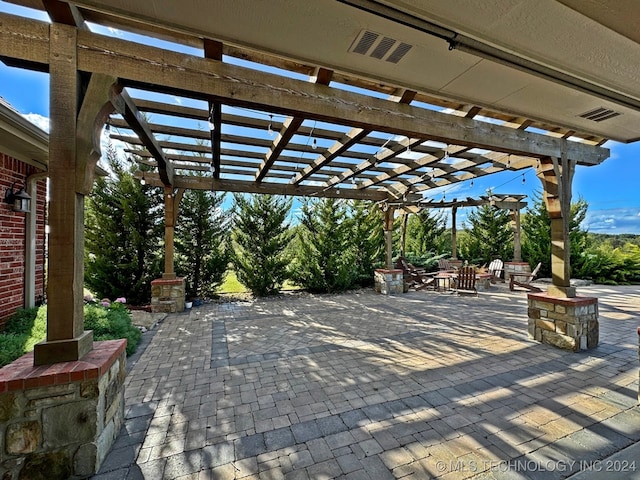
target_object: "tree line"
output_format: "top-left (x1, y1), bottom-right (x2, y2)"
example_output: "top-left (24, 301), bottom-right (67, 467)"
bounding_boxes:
top-left (84, 148), bottom-right (640, 304)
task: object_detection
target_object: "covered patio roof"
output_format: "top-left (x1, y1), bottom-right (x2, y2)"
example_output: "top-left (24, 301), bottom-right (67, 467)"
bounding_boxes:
top-left (5, 0), bottom-right (631, 202)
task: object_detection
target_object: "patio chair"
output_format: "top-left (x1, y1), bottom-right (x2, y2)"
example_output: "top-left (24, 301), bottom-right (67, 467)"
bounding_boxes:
top-left (509, 262), bottom-right (542, 292)
top-left (455, 266), bottom-right (477, 296)
top-left (394, 257), bottom-right (435, 291)
top-left (438, 258), bottom-right (457, 273)
top-left (488, 259), bottom-right (504, 283)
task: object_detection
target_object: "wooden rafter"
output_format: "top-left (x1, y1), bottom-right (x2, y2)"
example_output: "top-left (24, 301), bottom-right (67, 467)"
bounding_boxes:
top-left (256, 67), bottom-right (333, 183)
top-left (109, 86), bottom-right (174, 186)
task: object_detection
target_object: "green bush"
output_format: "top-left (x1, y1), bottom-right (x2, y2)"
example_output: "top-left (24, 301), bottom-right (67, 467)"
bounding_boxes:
top-left (84, 302), bottom-right (142, 356)
top-left (0, 302), bottom-right (142, 367)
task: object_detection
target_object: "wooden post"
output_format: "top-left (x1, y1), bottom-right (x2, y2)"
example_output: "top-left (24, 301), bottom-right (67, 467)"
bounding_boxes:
top-left (163, 186), bottom-right (177, 279)
top-left (512, 208), bottom-right (522, 262)
top-left (451, 205), bottom-right (458, 260)
top-left (34, 23), bottom-right (93, 365)
top-left (382, 205), bottom-right (395, 269)
top-left (537, 154), bottom-right (576, 298)
top-left (400, 212), bottom-right (408, 258)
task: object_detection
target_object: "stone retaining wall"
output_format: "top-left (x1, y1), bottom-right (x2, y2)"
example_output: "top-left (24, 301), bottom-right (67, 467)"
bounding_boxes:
top-left (527, 293), bottom-right (598, 352)
top-left (374, 269), bottom-right (404, 295)
top-left (0, 340), bottom-right (126, 479)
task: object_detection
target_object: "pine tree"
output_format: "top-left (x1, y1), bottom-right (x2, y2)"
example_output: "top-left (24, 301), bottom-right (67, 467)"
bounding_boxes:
top-left (85, 146), bottom-right (163, 304)
top-left (405, 209), bottom-right (447, 256)
top-left (522, 190), bottom-right (590, 277)
top-left (289, 198), bottom-right (357, 293)
top-left (231, 194), bottom-right (292, 296)
top-left (460, 204), bottom-right (513, 265)
top-left (347, 200), bottom-right (385, 286)
top-left (175, 186), bottom-right (230, 299)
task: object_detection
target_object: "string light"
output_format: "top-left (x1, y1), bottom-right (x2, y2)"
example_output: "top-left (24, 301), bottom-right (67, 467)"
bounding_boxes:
top-left (268, 115), bottom-right (274, 136)
top-left (208, 104), bottom-right (215, 131)
top-left (312, 138), bottom-right (317, 150)
top-left (351, 176), bottom-right (356, 185)
top-left (522, 173), bottom-right (526, 184)
top-left (470, 179), bottom-right (474, 187)
top-left (140, 173), bottom-right (145, 186)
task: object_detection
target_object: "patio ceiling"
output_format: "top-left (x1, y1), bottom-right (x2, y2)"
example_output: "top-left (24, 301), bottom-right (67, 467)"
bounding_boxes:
top-left (5, 0), bottom-right (636, 202)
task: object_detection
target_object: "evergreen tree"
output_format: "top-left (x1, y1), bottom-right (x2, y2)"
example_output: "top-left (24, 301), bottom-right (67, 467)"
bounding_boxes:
top-left (85, 146), bottom-right (163, 304)
top-left (459, 204), bottom-right (513, 265)
top-left (347, 200), bottom-right (385, 286)
top-left (231, 194), bottom-right (292, 296)
top-left (405, 209), bottom-right (447, 256)
top-left (522, 190), bottom-right (590, 277)
top-left (175, 187), bottom-right (230, 299)
top-left (290, 198), bottom-right (357, 293)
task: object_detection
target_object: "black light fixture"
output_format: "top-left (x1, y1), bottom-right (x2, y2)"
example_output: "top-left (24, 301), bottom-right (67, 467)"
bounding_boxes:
top-left (4, 182), bottom-right (31, 213)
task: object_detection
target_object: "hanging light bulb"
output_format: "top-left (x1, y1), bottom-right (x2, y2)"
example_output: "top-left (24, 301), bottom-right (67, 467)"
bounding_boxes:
top-left (522, 174), bottom-right (526, 185)
top-left (470, 179), bottom-right (474, 187)
top-left (312, 138), bottom-right (317, 150)
top-left (105, 123), bottom-right (110, 132)
top-left (351, 176), bottom-right (356, 185)
top-left (208, 105), bottom-right (215, 131)
top-left (140, 174), bottom-right (146, 186)
top-left (268, 115), bottom-right (274, 136)
top-left (507, 158), bottom-right (511, 168)
top-left (210, 163), bottom-right (215, 173)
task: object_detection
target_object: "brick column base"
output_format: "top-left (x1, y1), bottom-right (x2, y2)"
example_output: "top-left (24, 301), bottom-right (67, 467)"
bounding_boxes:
top-left (0, 340), bottom-right (126, 479)
top-left (527, 293), bottom-right (598, 352)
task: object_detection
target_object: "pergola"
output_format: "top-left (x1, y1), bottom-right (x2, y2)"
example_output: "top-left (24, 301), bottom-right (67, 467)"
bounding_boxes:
top-left (4, 0), bottom-right (640, 366)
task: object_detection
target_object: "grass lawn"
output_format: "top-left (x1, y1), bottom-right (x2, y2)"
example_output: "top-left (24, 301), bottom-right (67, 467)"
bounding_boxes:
top-left (216, 271), bottom-right (300, 294)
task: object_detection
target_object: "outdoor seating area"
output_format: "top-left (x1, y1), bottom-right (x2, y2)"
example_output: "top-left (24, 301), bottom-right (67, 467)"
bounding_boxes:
top-left (93, 284), bottom-right (640, 479)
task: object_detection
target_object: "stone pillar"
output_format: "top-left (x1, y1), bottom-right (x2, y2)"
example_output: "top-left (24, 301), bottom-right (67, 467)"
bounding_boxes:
top-left (504, 262), bottom-right (531, 282)
top-left (151, 277), bottom-right (186, 313)
top-left (0, 340), bottom-right (126, 479)
top-left (527, 292), bottom-right (598, 351)
top-left (374, 269), bottom-right (404, 295)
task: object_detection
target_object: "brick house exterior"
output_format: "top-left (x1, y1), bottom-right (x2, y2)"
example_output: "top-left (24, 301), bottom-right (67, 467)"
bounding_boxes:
top-left (0, 99), bottom-right (48, 328)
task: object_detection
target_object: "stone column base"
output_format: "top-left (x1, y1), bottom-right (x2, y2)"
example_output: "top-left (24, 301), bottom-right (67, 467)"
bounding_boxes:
top-left (505, 262), bottom-right (531, 282)
top-left (527, 293), bottom-right (598, 351)
top-left (374, 269), bottom-right (404, 295)
top-left (0, 340), bottom-right (126, 479)
top-left (151, 277), bottom-right (185, 313)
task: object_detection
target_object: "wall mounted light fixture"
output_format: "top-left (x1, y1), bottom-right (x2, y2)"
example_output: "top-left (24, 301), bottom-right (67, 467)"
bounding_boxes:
top-left (4, 182), bottom-right (31, 213)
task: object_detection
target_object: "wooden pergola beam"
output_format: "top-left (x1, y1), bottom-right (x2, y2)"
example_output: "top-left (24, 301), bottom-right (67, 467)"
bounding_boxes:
top-left (138, 173), bottom-right (390, 201)
top-left (109, 86), bottom-right (174, 186)
top-left (256, 67), bottom-right (333, 183)
top-left (0, 16), bottom-right (596, 163)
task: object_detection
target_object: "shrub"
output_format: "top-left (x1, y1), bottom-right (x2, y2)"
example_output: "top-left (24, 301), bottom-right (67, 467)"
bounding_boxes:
top-left (84, 302), bottom-right (142, 356)
top-left (0, 302), bottom-right (142, 367)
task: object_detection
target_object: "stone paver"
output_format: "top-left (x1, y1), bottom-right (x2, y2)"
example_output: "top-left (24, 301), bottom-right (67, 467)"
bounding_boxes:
top-left (94, 285), bottom-right (640, 479)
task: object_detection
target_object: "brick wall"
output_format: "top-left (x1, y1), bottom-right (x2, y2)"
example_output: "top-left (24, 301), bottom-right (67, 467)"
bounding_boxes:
top-left (0, 153), bottom-right (46, 328)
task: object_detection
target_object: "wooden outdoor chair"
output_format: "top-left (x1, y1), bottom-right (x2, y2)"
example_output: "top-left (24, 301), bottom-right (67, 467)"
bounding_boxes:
top-left (438, 258), bottom-right (457, 273)
top-left (394, 257), bottom-right (435, 291)
top-left (509, 262), bottom-right (542, 292)
top-left (488, 259), bottom-right (504, 283)
top-left (455, 266), bottom-right (477, 296)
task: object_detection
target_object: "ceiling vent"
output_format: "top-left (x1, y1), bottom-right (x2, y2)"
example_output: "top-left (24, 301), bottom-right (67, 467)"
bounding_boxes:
top-left (349, 30), bottom-right (413, 64)
top-left (578, 107), bottom-right (621, 122)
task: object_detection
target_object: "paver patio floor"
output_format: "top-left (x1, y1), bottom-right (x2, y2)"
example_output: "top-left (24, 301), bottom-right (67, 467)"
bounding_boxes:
top-left (94, 284), bottom-right (640, 480)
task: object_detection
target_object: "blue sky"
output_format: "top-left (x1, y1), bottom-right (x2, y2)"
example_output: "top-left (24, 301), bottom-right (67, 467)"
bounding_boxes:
top-left (2, 1), bottom-right (640, 234)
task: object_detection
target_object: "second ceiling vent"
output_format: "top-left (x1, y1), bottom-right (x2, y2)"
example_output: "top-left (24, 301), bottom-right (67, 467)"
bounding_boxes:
top-left (349, 30), bottom-right (412, 64)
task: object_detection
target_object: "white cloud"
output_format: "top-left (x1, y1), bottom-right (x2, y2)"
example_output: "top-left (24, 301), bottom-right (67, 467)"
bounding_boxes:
top-left (22, 113), bottom-right (50, 133)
